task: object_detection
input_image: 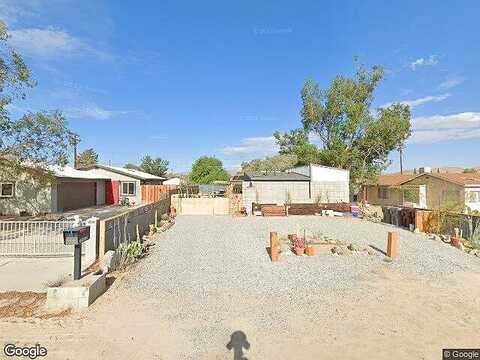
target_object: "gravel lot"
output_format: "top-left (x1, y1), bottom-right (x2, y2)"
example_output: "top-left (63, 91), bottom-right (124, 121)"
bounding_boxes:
top-left (133, 215), bottom-right (480, 298)
top-left (123, 215), bottom-right (480, 359)
top-left (3, 215), bottom-right (480, 360)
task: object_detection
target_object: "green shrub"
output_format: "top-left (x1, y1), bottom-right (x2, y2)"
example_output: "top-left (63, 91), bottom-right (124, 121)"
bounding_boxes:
top-left (115, 241), bottom-right (147, 269)
top-left (160, 213), bottom-right (170, 221)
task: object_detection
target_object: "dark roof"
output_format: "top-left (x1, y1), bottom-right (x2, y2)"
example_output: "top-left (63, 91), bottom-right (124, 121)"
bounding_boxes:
top-left (244, 171), bottom-right (310, 182)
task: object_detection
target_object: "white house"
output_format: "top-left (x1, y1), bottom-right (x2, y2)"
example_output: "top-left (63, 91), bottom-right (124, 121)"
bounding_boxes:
top-left (240, 164), bottom-right (350, 214)
top-left (163, 177), bottom-right (181, 185)
top-left (0, 166), bottom-right (109, 216)
top-left (79, 164), bottom-right (165, 206)
top-left (0, 164), bottom-right (166, 216)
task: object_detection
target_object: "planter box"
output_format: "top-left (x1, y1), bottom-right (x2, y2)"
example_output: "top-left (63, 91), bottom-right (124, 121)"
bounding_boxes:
top-left (46, 271), bottom-right (106, 309)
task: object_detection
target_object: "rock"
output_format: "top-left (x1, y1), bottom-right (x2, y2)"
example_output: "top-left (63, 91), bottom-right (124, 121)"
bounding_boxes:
top-left (456, 243), bottom-right (465, 252)
top-left (470, 249), bottom-right (480, 257)
top-left (101, 250), bottom-right (120, 272)
top-left (440, 235), bottom-right (451, 244)
top-left (331, 246), bottom-right (344, 255)
top-left (428, 234), bottom-right (441, 241)
top-left (347, 243), bottom-right (361, 252)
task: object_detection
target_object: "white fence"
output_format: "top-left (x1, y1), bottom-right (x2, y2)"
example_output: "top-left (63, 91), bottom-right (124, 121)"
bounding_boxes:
top-left (0, 221), bottom-right (76, 256)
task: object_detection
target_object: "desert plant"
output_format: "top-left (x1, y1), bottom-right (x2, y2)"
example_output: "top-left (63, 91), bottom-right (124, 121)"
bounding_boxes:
top-left (160, 213), bottom-right (170, 221)
top-left (115, 241), bottom-right (147, 269)
top-left (432, 199), bottom-right (464, 235)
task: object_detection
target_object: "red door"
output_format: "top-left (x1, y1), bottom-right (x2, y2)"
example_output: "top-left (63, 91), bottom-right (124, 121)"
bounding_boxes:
top-left (105, 180), bottom-right (120, 205)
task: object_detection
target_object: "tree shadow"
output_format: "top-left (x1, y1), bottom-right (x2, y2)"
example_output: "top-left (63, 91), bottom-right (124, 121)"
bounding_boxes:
top-left (226, 330), bottom-right (250, 360)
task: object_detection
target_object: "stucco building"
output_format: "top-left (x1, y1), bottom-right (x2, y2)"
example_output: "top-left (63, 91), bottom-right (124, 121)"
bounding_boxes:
top-left (240, 164), bottom-right (350, 214)
top-left (363, 170), bottom-right (480, 212)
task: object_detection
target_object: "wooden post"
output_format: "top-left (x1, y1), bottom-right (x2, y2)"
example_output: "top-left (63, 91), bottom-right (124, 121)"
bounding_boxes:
top-left (270, 232), bottom-right (278, 248)
top-left (270, 232), bottom-right (279, 262)
top-left (387, 231), bottom-right (398, 258)
top-left (414, 210), bottom-right (424, 232)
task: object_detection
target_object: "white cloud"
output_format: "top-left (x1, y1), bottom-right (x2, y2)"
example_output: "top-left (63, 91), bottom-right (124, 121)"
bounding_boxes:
top-left (438, 76), bottom-right (465, 90)
top-left (410, 112), bottom-right (480, 144)
top-left (381, 93), bottom-right (450, 110)
top-left (65, 105), bottom-right (129, 120)
top-left (221, 136), bottom-right (278, 157)
top-left (410, 55), bottom-right (439, 70)
top-left (8, 27), bottom-right (110, 60)
top-left (0, 0), bottom-right (39, 25)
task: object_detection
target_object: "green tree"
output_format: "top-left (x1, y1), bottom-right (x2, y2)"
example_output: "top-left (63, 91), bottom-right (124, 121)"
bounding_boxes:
top-left (140, 155), bottom-right (169, 177)
top-left (241, 154), bottom-right (298, 172)
top-left (76, 148), bottom-right (98, 168)
top-left (124, 163), bottom-right (141, 170)
top-left (0, 21), bottom-right (71, 182)
top-left (190, 156), bottom-right (229, 184)
top-left (274, 62), bottom-right (411, 191)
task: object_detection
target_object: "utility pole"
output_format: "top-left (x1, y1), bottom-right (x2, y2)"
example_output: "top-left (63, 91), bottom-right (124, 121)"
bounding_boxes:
top-left (399, 147), bottom-right (404, 174)
top-left (68, 132), bottom-right (81, 169)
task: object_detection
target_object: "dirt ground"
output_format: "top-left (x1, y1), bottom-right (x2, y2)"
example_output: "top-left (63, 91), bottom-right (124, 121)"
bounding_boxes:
top-left (2, 216), bottom-right (480, 360)
top-left (1, 269), bottom-right (479, 360)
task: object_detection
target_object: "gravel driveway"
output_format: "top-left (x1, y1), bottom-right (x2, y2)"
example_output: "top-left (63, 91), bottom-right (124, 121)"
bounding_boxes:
top-left (134, 215), bottom-right (480, 296)
top-left (122, 215), bottom-right (480, 359)
top-left (3, 215), bottom-right (480, 360)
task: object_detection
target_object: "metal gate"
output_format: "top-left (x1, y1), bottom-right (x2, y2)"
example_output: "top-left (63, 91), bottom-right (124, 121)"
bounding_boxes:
top-left (0, 221), bottom-right (76, 256)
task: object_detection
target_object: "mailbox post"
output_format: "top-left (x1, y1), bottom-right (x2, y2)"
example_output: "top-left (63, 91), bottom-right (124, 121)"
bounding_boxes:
top-left (63, 226), bottom-right (90, 280)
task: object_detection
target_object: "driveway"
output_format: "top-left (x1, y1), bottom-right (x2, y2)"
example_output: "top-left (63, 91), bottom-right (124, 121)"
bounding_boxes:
top-left (0, 257), bottom-right (73, 292)
top-left (2, 216), bottom-right (480, 360)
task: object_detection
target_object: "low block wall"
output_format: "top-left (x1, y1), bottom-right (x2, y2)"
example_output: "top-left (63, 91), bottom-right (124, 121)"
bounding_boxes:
top-left (171, 195), bottom-right (230, 215)
top-left (98, 196), bottom-right (170, 256)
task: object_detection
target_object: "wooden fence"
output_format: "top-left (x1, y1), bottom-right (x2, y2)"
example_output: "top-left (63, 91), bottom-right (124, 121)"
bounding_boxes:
top-left (141, 185), bottom-right (178, 203)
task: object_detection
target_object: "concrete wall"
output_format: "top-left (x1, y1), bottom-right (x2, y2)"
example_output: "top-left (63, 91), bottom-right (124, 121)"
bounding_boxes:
top-left (310, 181), bottom-right (350, 203)
top-left (310, 165), bottom-right (349, 183)
top-left (287, 165), bottom-right (310, 177)
top-left (82, 168), bottom-right (141, 205)
top-left (99, 197), bottom-right (170, 255)
top-left (242, 181), bottom-right (311, 214)
top-left (171, 195), bottom-right (230, 215)
top-left (287, 164), bottom-right (350, 182)
top-left (0, 177), bottom-right (54, 216)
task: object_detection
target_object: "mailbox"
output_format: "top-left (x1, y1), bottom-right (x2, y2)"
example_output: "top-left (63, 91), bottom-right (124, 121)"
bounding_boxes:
top-left (63, 226), bottom-right (90, 280)
top-left (63, 226), bottom-right (90, 246)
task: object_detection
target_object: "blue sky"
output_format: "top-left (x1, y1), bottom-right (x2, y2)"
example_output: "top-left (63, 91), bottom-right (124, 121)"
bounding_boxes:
top-left (2, 0), bottom-right (479, 173)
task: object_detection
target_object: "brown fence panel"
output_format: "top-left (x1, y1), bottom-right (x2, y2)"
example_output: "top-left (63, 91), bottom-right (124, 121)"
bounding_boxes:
top-left (141, 185), bottom-right (178, 203)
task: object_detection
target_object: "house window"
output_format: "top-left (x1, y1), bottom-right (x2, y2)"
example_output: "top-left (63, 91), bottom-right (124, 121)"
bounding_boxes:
top-left (121, 182), bottom-right (136, 196)
top-left (378, 187), bottom-right (389, 200)
top-left (403, 188), bottom-right (420, 204)
top-left (466, 191), bottom-right (480, 203)
top-left (0, 183), bottom-right (14, 198)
